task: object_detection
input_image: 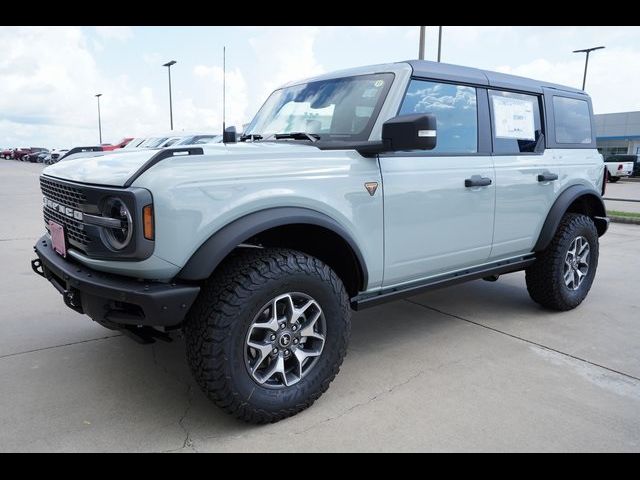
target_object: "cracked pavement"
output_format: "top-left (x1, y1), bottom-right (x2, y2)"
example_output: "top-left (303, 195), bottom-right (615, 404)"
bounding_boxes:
top-left (1, 161), bottom-right (640, 452)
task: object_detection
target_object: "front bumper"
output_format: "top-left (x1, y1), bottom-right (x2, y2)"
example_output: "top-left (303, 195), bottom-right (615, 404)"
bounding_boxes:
top-left (32, 235), bottom-right (200, 327)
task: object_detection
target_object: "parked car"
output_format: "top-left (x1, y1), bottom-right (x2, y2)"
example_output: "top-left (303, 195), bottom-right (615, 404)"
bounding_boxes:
top-left (36, 151), bottom-right (51, 163)
top-left (123, 137), bottom-right (147, 149)
top-left (173, 134), bottom-right (223, 146)
top-left (57, 134), bottom-right (211, 163)
top-left (102, 137), bottom-right (134, 151)
top-left (2, 148), bottom-right (14, 159)
top-left (136, 135), bottom-right (183, 149)
top-left (25, 149), bottom-right (50, 163)
top-left (605, 154), bottom-right (639, 178)
top-left (32, 60), bottom-right (609, 423)
top-left (43, 149), bottom-right (69, 165)
top-left (13, 147), bottom-right (46, 161)
top-left (604, 155), bottom-right (635, 182)
top-left (56, 146), bottom-right (104, 162)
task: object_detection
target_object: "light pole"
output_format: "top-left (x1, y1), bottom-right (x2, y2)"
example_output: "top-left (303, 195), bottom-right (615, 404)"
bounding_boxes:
top-left (418, 26), bottom-right (426, 60)
top-left (573, 46), bottom-right (605, 90)
top-left (163, 60), bottom-right (177, 130)
top-left (95, 93), bottom-right (103, 144)
top-left (437, 26), bottom-right (443, 62)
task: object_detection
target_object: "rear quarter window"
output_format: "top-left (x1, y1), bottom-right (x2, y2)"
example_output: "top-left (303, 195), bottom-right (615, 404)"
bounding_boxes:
top-left (553, 96), bottom-right (592, 144)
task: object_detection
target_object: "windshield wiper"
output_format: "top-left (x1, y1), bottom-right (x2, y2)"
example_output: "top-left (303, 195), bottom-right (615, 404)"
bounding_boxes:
top-left (239, 134), bottom-right (263, 142)
top-left (273, 132), bottom-right (320, 142)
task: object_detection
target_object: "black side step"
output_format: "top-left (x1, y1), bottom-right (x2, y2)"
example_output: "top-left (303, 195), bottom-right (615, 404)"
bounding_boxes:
top-left (351, 256), bottom-right (535, 310)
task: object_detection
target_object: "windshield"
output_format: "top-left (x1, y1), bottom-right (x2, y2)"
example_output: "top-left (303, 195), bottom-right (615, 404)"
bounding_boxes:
top-left (139, 137), bottom-right (168, 148)
top-left (181, 135), bottom-right (222, 145)
top-left (244, 73), bottom-right (394, 142)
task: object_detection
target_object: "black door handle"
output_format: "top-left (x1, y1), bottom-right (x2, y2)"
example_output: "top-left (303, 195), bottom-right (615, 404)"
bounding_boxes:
top-left (537, 172), bottom-right (558, 182)
top-left (465, 175), bottom-right (492, 188)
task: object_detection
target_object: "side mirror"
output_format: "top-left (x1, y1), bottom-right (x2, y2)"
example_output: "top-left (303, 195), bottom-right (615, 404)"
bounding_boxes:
top-left (223, 126), bottom-right (237, 144)
top-left (381, 114), bottom-right (437, 151)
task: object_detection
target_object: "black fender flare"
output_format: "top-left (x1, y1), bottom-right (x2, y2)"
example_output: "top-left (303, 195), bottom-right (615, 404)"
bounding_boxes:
top-left (533, 184), bottom-right (608, 252)
top-left (177, 207), bottom-right (369, 289)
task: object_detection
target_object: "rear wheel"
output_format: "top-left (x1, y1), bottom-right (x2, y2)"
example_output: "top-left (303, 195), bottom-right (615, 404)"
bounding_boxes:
top-left (184, 248), bottom-right (351, 423)
top-left (609, 175), bottom-right (620, 183)
top-left (526, 213), bottom-right (599, 311)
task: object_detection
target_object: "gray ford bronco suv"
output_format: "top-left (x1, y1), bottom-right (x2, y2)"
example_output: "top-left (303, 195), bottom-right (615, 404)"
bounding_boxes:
top-left (32, 60), bottom-right (609, 423)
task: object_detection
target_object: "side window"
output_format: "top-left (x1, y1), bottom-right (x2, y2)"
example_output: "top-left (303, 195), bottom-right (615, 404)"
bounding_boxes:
top-left (399, 79), bottom-right (477, 153)
top-left (489, 90), bottom-right (543, 153)
top-left (553, 96), bottom-right (592, 144)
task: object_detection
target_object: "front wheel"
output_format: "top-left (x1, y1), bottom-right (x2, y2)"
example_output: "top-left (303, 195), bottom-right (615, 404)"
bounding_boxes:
top-left (184, 248), bottom-right (351, 423)
top-left (526, 213), bottom-right (599, 311)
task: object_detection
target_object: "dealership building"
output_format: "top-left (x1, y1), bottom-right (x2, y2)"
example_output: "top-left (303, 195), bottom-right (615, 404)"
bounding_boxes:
top-left (594, 111), bottom-right (640, 157)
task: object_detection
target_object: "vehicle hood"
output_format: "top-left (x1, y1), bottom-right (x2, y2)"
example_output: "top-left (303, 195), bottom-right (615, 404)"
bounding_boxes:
top-left (42, 143), bottom-right (322, 187)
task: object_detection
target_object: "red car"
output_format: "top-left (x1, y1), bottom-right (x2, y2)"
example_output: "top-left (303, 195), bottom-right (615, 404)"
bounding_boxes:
top-left (101, 137), bottom-right (134, 151)
top-left (2, 148), bottom-right (14, 159)
top-left (12, 147), bottom-right (46, 161)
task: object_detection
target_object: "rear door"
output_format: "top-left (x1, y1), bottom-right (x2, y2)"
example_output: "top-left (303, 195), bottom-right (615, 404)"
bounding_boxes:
top-left (379, 79), bottom-right (495, 287)
top-left (489, 89), bottom-right (560, 259)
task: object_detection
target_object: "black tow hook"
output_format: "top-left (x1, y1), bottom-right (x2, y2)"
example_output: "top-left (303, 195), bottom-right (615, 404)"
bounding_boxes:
top-left (63, 289), bottom-right (84, 314)
top-left (31, 258), bottom-right (45, 278)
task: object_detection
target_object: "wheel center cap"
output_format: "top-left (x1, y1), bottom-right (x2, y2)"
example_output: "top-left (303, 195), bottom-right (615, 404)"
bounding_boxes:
top-left (279, 333), bottom-right (292, 347)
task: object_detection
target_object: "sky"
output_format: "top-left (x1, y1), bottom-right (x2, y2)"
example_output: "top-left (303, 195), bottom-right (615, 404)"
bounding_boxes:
top-left (1, 26), bottom-right (640, 148)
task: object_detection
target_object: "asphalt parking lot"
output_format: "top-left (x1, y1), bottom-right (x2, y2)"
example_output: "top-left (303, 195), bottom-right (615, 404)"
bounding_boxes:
top-left (1, 160), bottom-right (639, 452)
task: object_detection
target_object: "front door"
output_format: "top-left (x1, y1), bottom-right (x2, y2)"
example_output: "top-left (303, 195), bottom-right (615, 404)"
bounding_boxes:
top-left (380, 79), bottom-right (495, 287)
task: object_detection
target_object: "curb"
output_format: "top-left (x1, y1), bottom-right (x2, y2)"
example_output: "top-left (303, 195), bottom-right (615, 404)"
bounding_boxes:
top-left (609, 215), bottom-right (640, 225)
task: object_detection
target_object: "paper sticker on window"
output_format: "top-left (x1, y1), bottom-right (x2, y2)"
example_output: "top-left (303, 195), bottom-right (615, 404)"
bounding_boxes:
top-left (362, 88), bottom-right (379, 98)
top-left (492, 96), bottom-right (535, 140)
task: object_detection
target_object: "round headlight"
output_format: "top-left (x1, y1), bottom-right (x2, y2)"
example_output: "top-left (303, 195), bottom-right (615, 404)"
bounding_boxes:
top-left (102, 197), bottom-right (133, 250)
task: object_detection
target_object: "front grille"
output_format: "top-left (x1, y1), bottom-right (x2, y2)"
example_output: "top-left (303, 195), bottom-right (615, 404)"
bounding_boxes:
top-left (40, 177), bottom-right (86, 209)
top-left (38, 175), bottom-right (152, 260)
top-left (41, 177), bottom-right (92, 252)
top-left (43, 206), bottom-right (92, 248)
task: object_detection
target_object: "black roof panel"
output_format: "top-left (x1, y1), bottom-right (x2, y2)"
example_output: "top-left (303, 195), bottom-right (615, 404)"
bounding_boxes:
top-left (405, 60), bottom-right (586, 95)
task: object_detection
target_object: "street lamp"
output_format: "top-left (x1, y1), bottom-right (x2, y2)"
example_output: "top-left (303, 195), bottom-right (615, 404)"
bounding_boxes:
top-left (163, 60), bottom-right (177, 130)
top-left (418, 26), bottom-right (426, 60)
top-left (95, 94), bottom-right (103, 144)
top-left (573, 46), bottom-right (605, 91)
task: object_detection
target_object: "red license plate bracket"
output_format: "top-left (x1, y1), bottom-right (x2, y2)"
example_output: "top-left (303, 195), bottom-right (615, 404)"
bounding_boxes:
top-left (49, 221), bottom-right (67, 257)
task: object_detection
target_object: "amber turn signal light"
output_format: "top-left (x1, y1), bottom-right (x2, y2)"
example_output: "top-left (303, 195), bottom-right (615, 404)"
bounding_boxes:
top-left (143, 205), bottom-right (154, 240)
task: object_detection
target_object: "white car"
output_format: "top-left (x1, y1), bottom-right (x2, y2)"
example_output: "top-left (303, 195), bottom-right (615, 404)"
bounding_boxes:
top-left (605, 156), bottom-right (635, 182)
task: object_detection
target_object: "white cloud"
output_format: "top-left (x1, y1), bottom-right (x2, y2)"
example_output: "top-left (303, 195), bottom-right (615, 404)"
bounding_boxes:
top-left (493, 48), bottom-right (640, 114)
top-left (3, 26), bottom-right (640, 148)
top-left (247, 27), bottom-right (324, 108)
top-left (184, 64), bottom-right (249, 130)
top-left (94, 26), bottom-right (133, 41)
top-left (0, 26), bottom-right (247, 147)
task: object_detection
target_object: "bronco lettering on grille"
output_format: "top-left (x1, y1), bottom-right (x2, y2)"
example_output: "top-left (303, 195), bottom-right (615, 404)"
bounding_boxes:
top-left (43, 197), bottom-right (84, 221)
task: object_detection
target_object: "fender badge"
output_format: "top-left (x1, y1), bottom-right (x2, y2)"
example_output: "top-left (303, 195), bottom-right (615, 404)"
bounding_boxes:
top-left (365, 182), bottom-right (378, 196)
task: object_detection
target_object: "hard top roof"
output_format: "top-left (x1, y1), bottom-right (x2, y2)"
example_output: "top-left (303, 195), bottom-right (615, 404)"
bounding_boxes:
top-left (406, 59), bottom-right (585, 95)
top-left (282, 60), bottom-right (586, 96)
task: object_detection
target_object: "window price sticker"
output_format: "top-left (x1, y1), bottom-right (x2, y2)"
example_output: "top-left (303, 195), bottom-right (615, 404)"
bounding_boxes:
top-left (493, 96), bottom-right (535, 140)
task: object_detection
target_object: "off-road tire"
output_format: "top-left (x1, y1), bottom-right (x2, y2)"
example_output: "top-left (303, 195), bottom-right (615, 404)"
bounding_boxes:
top-left (526, 213), bottom-right (599, 311)
top-left (184, 248), bottom-right (351, 424)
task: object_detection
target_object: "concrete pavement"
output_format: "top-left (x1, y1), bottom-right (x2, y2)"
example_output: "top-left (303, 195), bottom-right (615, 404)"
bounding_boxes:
top-left (605, 180), bottom-right (640, 213)
top-left (1, 160), bottom-right (639, 452)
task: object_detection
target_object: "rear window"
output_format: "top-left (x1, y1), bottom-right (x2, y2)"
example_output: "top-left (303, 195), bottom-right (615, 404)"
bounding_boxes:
top-left (553, 96), bottom-right (592, 144)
